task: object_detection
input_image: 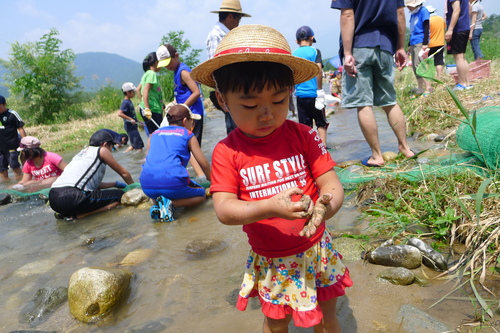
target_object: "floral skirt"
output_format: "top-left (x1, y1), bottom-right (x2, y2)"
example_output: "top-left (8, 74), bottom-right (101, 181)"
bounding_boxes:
top-left (236, 228), bottom-right (353, 327)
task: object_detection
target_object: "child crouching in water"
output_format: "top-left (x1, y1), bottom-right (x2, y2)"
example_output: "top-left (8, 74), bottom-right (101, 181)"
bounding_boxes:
top-left (191, 25), bottom-right (352, 332)
top-left (139, 104), bottom-right (211, 222)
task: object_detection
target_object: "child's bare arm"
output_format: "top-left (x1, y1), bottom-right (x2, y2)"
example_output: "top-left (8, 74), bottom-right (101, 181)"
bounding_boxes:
top-left (300, 170), bottom-right (344, 237)
top-left (213, 187), bottom-right (313, 226)
top-left (180, 70), bottom-right (201, 106)
top-left (188, 137), bottom-right (211, 181)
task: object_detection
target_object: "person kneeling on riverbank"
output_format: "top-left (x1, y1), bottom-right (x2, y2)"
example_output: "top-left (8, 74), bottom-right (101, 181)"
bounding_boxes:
top-left (11, 136), bottom-right (67, 191)
top-left (140, 104), bottom-right (211, 222)
top-left (49, 130), bottom-right (135, 221)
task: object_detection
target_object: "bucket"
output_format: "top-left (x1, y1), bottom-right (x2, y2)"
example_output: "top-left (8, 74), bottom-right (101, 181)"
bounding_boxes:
top-left (445, 64), bottom-right (457, 75)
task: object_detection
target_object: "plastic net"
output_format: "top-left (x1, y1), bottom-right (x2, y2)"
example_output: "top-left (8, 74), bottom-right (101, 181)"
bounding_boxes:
top-left (0, 180), bottom-right (211, 199)
top-left (336, 106), bottom-right (499, 189)
top-left (456, 106), bottom-right (500, 170)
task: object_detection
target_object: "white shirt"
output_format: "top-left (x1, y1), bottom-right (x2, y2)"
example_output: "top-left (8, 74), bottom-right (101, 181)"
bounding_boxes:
top-left (206, 22), bottom-right (230, 59)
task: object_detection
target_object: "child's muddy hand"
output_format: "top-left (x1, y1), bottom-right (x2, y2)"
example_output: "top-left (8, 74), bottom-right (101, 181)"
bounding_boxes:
top-left (275, 188), bottom-right (313, 220)
top-left (299, 193), bottom-right (332, 237)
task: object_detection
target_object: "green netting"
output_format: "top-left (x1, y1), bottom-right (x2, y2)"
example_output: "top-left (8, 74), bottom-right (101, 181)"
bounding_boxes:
top-left (0, 180), bottom-right (211, 199)
top-left (416, 56), bottom-right (435, 79)
top-left (336, 153), bottom-right (484, 189)
top-left (456, 106), bottom-right (500, 170)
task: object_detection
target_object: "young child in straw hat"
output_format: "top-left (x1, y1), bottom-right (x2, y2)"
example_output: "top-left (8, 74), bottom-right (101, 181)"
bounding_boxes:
top-left (191, 24), bottom-right (352, 332)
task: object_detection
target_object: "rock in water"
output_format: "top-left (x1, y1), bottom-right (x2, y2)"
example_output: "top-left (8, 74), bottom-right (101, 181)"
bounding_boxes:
top-left (68, 267), bottom-right (131, 323)
top-left (121, 188), bottom-right (149, 206)
top-left (407, 237), bottom-right (448, 271)
top-left (377, 267), bottom-right (416, 285)
top-left (185, 239), bottom-right (228, 257)
top-left (368, 245), bottom-right (422, 269)
top-left (0, 192), bottom-right (11, 205)
top-left (18, 287), bottom-right (68, 325)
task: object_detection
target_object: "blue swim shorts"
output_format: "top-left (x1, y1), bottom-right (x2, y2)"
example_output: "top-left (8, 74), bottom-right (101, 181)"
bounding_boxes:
top-left (142, 179), bottom-right (205, 201)
top-left (342, 47), bottom-right (397, 108)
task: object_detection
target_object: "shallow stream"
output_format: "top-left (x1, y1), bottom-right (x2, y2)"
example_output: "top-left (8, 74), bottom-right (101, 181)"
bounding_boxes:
top-left (0, 103), bottom-right (488, 332)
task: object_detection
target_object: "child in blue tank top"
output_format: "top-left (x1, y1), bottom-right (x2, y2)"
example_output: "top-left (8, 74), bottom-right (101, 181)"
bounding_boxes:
top-left (139, 104), bottom-right (211, 222)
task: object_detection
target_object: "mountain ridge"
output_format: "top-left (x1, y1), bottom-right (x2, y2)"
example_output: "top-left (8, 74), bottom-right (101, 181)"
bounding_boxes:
top-left (0, 52), bottom-right (144, 97)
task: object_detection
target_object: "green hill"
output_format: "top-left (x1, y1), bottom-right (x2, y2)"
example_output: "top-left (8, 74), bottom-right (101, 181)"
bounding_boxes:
top-left (74, 52), bottom-right (143, 92)
top-left (0, 52), bottom-right (143, 96)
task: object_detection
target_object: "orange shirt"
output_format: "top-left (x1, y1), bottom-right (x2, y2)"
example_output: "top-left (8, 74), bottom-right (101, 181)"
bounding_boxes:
top-left (429, 15), bottom-right (446, 48)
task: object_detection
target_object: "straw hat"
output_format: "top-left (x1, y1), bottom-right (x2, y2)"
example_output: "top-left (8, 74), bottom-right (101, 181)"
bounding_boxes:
top-left (211, 0), bottom-right (251, 17)
top-left (405, 0), bottom-right (425, 7)
top-left (191, 25), bottom-right (319, 88)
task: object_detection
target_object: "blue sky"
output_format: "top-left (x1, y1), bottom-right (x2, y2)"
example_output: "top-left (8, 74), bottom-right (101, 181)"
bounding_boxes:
top-left (2, 0), bottom-right (499, 64)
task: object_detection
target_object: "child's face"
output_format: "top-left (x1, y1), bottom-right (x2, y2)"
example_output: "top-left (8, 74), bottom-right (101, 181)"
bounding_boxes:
top-left (218, 84), bottom-right (290, 138)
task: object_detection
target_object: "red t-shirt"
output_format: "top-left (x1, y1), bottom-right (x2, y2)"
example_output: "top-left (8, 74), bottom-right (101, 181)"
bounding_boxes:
top-left (211, 120), bottom-right (336, 257)
top-left (22, 151), bottom-right (63, 180)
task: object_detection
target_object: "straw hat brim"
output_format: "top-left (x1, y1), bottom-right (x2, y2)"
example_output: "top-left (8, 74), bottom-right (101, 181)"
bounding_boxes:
top-left (210, 10), bottom-right (251, 17)
top-left (191, 53), bottom-right (319, 88)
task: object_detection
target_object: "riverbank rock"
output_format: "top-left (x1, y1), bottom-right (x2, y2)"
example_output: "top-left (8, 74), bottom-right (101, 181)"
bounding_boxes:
top-left (397, 304), bottom-right (450, 332)
top-left (68, 267), bottom-right (131, 323)
top-left (18, 287), bottom-right (68, 326)
top-left (121, 188), bottom-right (149, 206)
top-left (382, 151), bottom-right (398, 162)
top-left (0, 192), bottom-right (11, 205)
top-left (185, 239), bottom-right (228, 258)
top-left (407, 237), bottom-right (448, 271)
top-left (377, 267), bottom-right (416, 286)
top-left (367, 245), bottom-right (422, 269)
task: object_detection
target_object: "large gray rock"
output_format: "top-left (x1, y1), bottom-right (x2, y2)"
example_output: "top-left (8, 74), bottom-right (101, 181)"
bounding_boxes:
top-left (407, 237), bottom-right (448, 271)
top-left (377, 267), bottom-right (416, 286)
top-left (18, 287), bottom-right (68, 326)
top-left (367, 245), bottom-right (422, 269)
top-left (121, 188), bottom-right (149, 206)
top-left (68, 267), bottom-right (131, 323)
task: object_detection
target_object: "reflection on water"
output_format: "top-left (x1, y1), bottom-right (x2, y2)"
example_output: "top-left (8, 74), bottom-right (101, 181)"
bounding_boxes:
top-left (0, 106), bottom-right (451, 332)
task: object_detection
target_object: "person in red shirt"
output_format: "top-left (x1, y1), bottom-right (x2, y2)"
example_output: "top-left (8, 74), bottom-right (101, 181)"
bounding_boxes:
top-left (192, 24), bottom-right (352, 333)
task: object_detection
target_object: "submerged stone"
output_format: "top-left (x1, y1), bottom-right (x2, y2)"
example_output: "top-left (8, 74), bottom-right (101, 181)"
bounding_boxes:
top-left (185, 239), bottom-right (228, 257)
top-left (18, 287), bottom-right (68, 326)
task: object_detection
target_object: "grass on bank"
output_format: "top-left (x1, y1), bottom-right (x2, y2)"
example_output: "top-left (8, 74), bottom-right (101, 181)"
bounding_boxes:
top-left (360, 59), bottom-right (500, 323)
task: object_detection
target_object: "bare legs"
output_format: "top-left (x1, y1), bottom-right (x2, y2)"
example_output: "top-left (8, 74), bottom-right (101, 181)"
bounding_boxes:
top-left (453, 53), bottom-right (469, 86)
top-left (262, 298), bottom-right (341, 333)
top-left (357, 104), bottom-right (414, 166)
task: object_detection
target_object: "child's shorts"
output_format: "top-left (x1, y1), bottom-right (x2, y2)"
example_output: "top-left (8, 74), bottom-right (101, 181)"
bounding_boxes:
top-left (142, 179), bottom-right (205, 200)
top-left (236, 228), bottom-right (353, 328)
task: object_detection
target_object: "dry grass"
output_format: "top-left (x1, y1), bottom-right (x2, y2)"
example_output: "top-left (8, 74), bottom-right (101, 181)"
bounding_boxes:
top-left (24, 112), bottom-right (124, 153)
top-left (397, 60), bottom-right (500, 136)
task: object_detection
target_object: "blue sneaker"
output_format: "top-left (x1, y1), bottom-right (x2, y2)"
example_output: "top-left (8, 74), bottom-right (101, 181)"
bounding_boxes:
top-left (453, 84), bottom-right (466, 91)
top-left (156, 196), bottom-right (174, 222)
top-left (150, 204), bottom-right (160, 220)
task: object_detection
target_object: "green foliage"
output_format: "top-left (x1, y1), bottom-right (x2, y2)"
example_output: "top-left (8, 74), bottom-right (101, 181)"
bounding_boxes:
top-left (0, 28), bottom-right (82, 124)
top-left (95, 83), bottom-right (123, 113)
top-left (158, 31), bottom-right (202, 103)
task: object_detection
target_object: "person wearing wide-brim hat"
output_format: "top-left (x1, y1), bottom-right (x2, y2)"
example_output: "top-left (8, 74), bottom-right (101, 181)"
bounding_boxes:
top-left (192, 24), bottom-right (352, 332)
top-left (206, 0), bottom-right (251, 136)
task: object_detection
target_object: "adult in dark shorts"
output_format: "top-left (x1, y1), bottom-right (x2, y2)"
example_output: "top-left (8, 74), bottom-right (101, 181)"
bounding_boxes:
top-left (49, 130), bottom-right (135, 220)
top-left (445, 0), bottom-right (471, 90)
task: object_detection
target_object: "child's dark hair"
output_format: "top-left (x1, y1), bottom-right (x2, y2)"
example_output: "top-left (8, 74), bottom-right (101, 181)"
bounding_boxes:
top-left (213, 62), bottom-right (294, 95)
top-left (164, 44), bottom-right (177, 56)
top-left (23, 147), bottom-right (46, 160)
top-left (120, 133), bottom-right (129, 145)
top-left (142, 52), bottom-right (158, 72)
